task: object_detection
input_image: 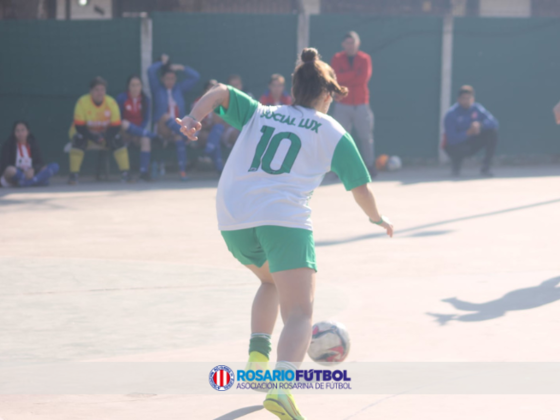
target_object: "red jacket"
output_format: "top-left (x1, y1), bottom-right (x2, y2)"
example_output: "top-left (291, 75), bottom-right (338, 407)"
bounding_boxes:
top-left (331, 50), bottom-right (372, 106)
top-left (260, 90), bottom-right (292, 106)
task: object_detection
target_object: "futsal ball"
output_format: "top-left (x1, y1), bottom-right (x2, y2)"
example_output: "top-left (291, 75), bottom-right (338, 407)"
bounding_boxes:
top-left (375, 154), bottom-right (389, 171)
top-left (386, 155), bottom-right (402, 171)
top-left (307, 321), bottom-right (350, 365)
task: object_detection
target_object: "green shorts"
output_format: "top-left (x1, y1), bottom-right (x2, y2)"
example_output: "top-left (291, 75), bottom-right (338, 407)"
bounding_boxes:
top-left (221, 226), bottom-right (317, 273)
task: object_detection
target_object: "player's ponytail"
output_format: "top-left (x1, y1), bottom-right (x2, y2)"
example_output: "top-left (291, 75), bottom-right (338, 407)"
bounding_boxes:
top-left (292, 48), bottom-right (348, 109)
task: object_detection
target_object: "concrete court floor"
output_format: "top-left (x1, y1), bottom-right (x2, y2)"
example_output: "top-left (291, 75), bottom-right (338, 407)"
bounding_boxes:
top-left (1, 165), bottom-right (560, 419)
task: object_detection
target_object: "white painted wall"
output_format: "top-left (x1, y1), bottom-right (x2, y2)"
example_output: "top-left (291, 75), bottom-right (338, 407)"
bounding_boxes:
top-left (479, 0), bottom-right (531, 17)
top-left (56, 0), bottom-right (113, 20)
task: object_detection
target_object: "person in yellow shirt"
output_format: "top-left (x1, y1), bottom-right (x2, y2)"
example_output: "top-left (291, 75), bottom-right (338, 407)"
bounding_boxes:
top-left (68, 77), bottom-right (130, 184)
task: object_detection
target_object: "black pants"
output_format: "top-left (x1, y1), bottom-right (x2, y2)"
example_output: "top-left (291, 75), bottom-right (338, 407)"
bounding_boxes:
top-left (444, 129), bottom-right (498, 174)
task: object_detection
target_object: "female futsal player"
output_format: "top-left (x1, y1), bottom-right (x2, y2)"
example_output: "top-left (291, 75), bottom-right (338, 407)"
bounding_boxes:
top-left (178, 48), bottom-right (393, 420)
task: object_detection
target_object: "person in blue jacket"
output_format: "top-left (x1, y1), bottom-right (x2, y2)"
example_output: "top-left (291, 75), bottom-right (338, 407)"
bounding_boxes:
top-left (148, 54), bottom-right (200, 180)
top-left (444, 85), bottom-right (499, 177)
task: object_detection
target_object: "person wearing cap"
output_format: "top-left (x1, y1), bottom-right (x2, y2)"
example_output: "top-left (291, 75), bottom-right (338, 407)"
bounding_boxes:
top-left (443, 85), bottom-right (499, 177)
top-left (331, 31), bottom-right (376, 176)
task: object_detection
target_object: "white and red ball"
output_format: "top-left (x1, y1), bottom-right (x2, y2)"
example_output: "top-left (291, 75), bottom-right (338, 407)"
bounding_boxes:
top-left (307, 321), bottom-right (350, 365)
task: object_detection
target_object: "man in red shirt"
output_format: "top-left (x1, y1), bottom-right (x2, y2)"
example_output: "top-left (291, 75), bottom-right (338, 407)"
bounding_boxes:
top-left (331, 31), bottom-right (375, 175)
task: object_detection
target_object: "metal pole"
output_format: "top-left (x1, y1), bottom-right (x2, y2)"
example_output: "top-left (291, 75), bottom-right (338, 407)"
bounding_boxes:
top-left (438, 13), bottom-right (454, 164)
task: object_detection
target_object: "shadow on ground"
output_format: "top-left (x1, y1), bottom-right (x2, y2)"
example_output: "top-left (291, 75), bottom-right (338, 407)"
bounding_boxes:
top-left (214, 405), bottom-right (263, 420)
top-left (315, 197), bottom-right (560, 247)
top-left (427, 276), bottom-right (560, 325)
top-left (0, 174), bottom-right (220, 199)
top-left (2, 165), bottom-right (559, 199)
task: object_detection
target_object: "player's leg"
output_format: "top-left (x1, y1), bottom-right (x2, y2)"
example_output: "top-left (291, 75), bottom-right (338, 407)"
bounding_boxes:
top-left (1, 166), bottom-right (21, 187)
top-left (18, 163), bottom-right (59, 187)
top-left (244, 261), bottom-right (278, 387)
top-left (221, 229), bottom-right (278, 365)
top-left (273, 267), bottom-right (315, 363)
top-left (262, 268), bottom-right (313, 420)
top-left (122, 121), bottom-right (154, 181)
top-left (174, 139), bottom-right (188, 180)
top-left (444, 141), bottom-right (470, 176)
top-left (165, 119), bottom-right (190, 180)
top-left (68, 133), bottom-right (88, 184)
top-left (107, 131), bottom-right (131, 182)
top-left (354, 104), bottom-right (376, 175)
top-left (139, 136), bottom-right (152, 180)
top-left (246, 262), bottom-right (279, 335)
top-left (157, 115), bottom-right (189, 180)
top-left (257, 226), bottom-right (315, 420)
top-left (468, 129), bottom-right (498, 176)
top-left (24, 168), bottom-right (35, 180)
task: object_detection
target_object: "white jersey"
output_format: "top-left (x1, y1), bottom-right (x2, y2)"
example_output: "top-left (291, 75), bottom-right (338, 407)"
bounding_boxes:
top-left (216, 87), bottom-right (370, 231)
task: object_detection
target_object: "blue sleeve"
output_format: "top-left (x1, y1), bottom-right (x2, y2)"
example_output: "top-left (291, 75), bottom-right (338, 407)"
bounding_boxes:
top-left (444, 110), bottom-right (468, 143)
top-left (116, 92), bottom-right (126, 116)
top-left (177, 66), bottom-right (200, 94)
top-left (476, 104), bottom-right (499, 131)
top-left (141, 95), bottom-right (151, 130)
top-left (148, 62), bottom-right (163, 96)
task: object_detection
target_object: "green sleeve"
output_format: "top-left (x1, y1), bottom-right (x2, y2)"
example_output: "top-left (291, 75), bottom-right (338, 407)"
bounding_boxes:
top-left (331, 133), bottom-right (371, 191)
top-left (215, 86), bottom-right (259, 130)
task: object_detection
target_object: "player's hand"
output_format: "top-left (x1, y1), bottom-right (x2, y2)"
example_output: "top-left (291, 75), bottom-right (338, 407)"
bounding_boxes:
top-left (176, 116), bottom-right (202, 141)
top-left (372, 216), bottom-right (394, 238)
top-left (468, 121), bottom-right (481, 136)
top-left (161, 54), bottom-right (170, 65)
top-left (381, 220), bottom-right (394, 238)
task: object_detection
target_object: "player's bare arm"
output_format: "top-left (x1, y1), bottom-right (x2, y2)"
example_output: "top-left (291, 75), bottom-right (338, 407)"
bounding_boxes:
top-left (176, 83), bottom-right (230, 141)
top-left (351, 184), bottom-right (394, 237)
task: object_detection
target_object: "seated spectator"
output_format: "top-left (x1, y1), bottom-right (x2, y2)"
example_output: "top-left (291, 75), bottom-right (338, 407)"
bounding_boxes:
top-left (148, 54), bottom-right (200, 181)
top-left (227, 74), bottom-right (253, 98)
top-left (117, 75), bottom-right (158, 181)
top-left (0, 121), bottom-right (59, 188)
top-left (222, 124), bottom-right (240, 150)
top-left (68, 77), bottom-right (130, 185)
top-left (443, 85), bottom-right (499, 177)
top-left (222, 75), bottom-right (246, 149)
top-left (190, 80), bottom-right (224, 174)
top-left (260, 74), bottom-right (292, 106)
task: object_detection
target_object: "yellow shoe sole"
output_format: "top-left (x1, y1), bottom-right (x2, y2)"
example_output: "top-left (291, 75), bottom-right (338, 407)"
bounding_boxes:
top-left (263, 397), bottom-right (305, 420)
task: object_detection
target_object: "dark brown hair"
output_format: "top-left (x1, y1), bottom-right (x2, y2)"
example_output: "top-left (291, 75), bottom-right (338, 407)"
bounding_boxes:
top-left (269, 74), bottom-right (285, 85)
top-left (9, 120), bottom-right (35, 144)
top-left (458, 85), bottom-right (475, 96)
top-left (126, 75), bottom-right (149, 121)
top-left (90, 76), bottom-right (107, 90)
top-left (292, 48), bottom-right (348, 108)
top-left (344, 31), bottom-right (360, 42)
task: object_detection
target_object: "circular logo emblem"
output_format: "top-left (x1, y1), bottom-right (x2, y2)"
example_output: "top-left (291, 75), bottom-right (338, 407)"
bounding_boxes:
top-left (209, 365), bottom-right (235, 391)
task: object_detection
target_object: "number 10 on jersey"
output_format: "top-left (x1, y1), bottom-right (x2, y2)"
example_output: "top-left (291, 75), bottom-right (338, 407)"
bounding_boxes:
top-left (249, 126), bottom-right (302, 175)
